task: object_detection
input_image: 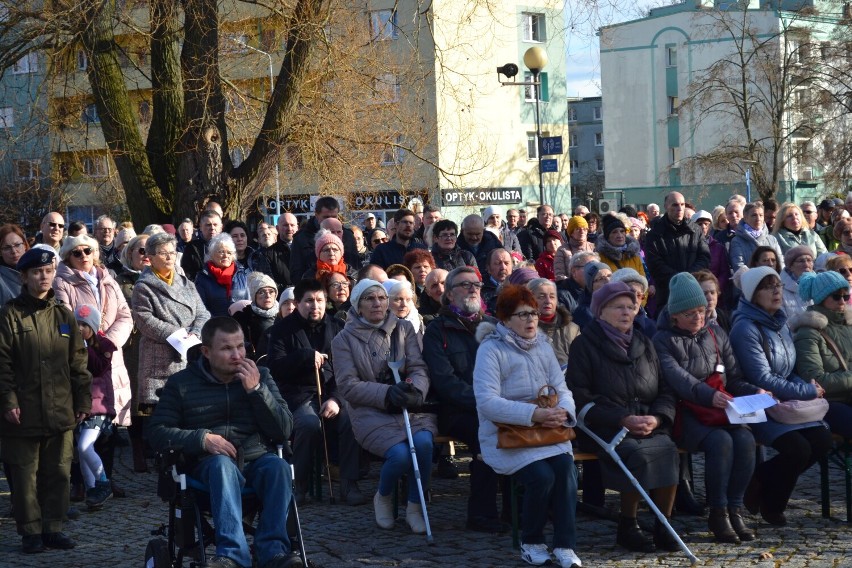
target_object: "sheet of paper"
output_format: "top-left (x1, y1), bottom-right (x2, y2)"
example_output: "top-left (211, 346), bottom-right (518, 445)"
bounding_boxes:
top-left (166, 328), bottom-right (201, 359)
top-left (725, 406), bottom-right (767, 424)
top-left (728, 393), bottom-right (777, 415)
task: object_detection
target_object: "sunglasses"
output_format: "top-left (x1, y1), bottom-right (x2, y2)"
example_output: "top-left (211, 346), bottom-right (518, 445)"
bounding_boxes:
top-left (49, 222), bottom-right (64, 229)
top-left (372, 238), bottom-right (388, 244)
top-left (831, 292), bottom-right (851, 302)
top-left (137, 247), bottom-right (146, 255)
top-left (71, 247), bottom-right (93, 258)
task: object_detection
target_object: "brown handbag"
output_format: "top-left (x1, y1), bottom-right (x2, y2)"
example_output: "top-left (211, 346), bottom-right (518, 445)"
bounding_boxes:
top-left (495, 385), bottom-right (576, 449)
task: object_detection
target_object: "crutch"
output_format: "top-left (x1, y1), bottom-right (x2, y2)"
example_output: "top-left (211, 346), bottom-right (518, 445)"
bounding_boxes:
top-left (388, 359), bottom-right (434, 543)
top-left (577, 402), bottom-right (699, 565)
top-left (278, 446), bottom-right (311, 567)
top-left (315, 367), bottom-right (335, 504)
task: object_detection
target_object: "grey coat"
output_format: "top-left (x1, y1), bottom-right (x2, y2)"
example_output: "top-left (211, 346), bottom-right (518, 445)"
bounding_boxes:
top-left (131, 268), bottom-right (210, 405)
top-left (331, 309), bottom-right (436, 457)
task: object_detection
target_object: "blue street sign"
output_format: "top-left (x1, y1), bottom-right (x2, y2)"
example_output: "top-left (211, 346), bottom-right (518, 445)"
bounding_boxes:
top-left (540, 159), bottom-right (558, 173)
top-left (539, 136), bottom-right (563, 156)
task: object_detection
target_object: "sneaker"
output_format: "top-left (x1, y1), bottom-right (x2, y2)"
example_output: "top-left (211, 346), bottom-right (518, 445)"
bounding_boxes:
top-left (553, 547), bottom-right (582, 568)
top-left (42, 532), bottom-right (76, 550)
top-left (207, 556), bottom-right (240, 568)
top-left (435, 455), bottom-right (459, 479)
top-left (22, 534), bottom-right (44, 554)
top-left (262, 552), bottom-right (304, 568)
top-left (85, 480), bottom-right (113, 510)
top-left (405, 502), bottom-right (427, 534)
top-left (339, 479), bottom-right (367, 506)
top-left (520, 542), bottom-right (551, 566)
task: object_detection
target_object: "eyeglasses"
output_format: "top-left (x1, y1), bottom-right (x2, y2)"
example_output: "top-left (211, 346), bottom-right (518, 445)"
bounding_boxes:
top-left (48, 222), bottom-right (64, 229)
top-left (438, 233), bottom-right (457, 240)
top-left (329, 282), bottom-right (350, 289)
top-left (793, 257), bottom-right (814, 265)
top-left (155, 250), bottom-right (177, 258)
top-left (452, 281), bottom-right (483, 291)
top-left (321, 246), bottom-right (341, 254)
top-left (831, 292), bottom-right (851, 302)
top-left (97, 227), bottom-right (115, 233)
top-left (256, 288), bottom-right (277, 297)
top-left (758, 283), bottom-right (783, 292)
top-left (802, 210), bottom-right (817, 215)
top-left (70, 247), bottom-right (93, 258)
top-left (511, 310), bottom-right (539, 321)
top-left (214, 249), bottom-right (234, 256)
top-left (678, 309), bottom-right (705, 320)
top-left (361, 294), bottom-right (388, 303)
top-left (1, 242), bottom-right (25, 253)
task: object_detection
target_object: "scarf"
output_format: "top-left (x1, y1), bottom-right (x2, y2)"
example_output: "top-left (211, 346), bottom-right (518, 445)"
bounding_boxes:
top-left (569, 237), bottom-right (588, 251)
top-left (206, 261), bottom-right (236, 298)
top-left (79, 268), bottom-right (101, 305)
top-left (502, 323), bottom-right (539, 351)
top-left (744, 223), bottom-right (764, 240)
top-left (599, 319), bottom-right (632, 355)
top-left (448, 304), bottom-right (481, 322)
top-left (154, 268), bottom-right (174, 285)
top-left (539, 313), bottom-right (556, 324)
top-left (316, 259), bottom-right (347, 276)
top-left (251, 304), bottom-right (279, 319)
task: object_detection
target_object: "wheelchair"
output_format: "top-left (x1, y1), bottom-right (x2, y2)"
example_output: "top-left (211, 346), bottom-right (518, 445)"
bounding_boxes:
top-left (144, 444), bottom-right (316, 568)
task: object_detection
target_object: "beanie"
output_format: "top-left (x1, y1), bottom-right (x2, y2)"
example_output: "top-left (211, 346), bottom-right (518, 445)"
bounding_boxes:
top-left (590, 281), bottom-right (635, 319)
top-left (315, 230), bottom-right (344, 258)
top-left (247, 271), bottom-right (277, 302)
top-left (834, 218), bottom-right (852, 241)
top-left (350, 278), bottom-right (384, 308)
top-left (798, 271), bottom-right (850, 304)
top-left (610, 268), bottom-right (648, 294)
top-left (667, 272), bottom-right (708, 315)
top-left (482, 205), bottom-right (503, 223)
top-left (739, 266), bottom-right (779, 303)
top-left (278, 286), bottom-right (295, 306)
top-left (507, 267), bottom-right (539, 287)
top-left (602, 214), bottom-right (626, 240)
top-left (59, 234), bottom-right (99, 262)
top-left (544, 229), bottom-right (564, 245)
top-left (814, 252), bottom-right (838, 273)
top-left (567, 215), bottom-right (588, 235)
top-left (74, 304), bottom-right (101, 332)
top-left (583, 261), bottom-right (610, 292)
top-left (784, 245), bottom-right (814, 268)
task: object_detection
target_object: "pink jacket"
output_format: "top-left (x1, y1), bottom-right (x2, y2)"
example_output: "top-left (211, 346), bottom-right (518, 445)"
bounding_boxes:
top-left (53, 262), bottom-right (134, 426)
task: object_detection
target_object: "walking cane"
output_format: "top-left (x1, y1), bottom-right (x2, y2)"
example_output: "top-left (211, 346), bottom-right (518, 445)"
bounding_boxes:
top-left (577, 402), bottom-right (699, 565)
top-left (315, 367), bottom-right (335, 504)
top-left (388, 359), bottom-right (434, 543)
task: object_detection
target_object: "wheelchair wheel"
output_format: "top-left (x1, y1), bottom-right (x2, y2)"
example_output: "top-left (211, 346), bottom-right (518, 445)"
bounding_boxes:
top-left (145, 537), bottom-right (172, 568)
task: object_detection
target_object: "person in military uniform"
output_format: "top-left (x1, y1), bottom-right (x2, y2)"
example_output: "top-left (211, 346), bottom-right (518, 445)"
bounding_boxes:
top-left (0, 247), bottom-right (92, 553)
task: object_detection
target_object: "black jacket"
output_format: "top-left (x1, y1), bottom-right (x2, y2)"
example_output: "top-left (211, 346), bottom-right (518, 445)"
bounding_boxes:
top-left (458, 231), bottom-right (502, 276)
top-left (517, 219), bottom-right (548, 260)
top-left (249, 241), bottom-right (292, 290)
top-left (180, 239), bottom-right (207, 281)
top-left (265, 311), bottom-right (343, 409)
top-left (289, 217), bottom-right (359, 282)
top-left (644, 215), bottom-right (710, 306)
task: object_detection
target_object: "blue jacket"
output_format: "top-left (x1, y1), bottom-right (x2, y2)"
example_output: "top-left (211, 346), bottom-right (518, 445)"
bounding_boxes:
top-left (729, 298), bottom-right (824, 443)
top-left (194, 264), bottom-right (250, 318)
top-left (369, 239), bottom-right (428, 269)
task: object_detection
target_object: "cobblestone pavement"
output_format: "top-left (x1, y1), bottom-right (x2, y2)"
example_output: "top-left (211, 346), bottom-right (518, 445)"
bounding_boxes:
top-left (0, 438), bottom-right (850, 568)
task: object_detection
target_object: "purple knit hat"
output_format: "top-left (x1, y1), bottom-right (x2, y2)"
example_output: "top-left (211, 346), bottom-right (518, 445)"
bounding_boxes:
top-left (506, 267), bottom-right (539, 287)
top-left (590, 281), bottom-right (636, 319)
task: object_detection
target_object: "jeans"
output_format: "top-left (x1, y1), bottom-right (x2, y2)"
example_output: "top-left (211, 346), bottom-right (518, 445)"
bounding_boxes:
top-left (379, 429), bottom-right (433, 503)
top-left (194, 453), bottom-right (292, 567)
top-left (514, 454), bottom-right (577, 549)
top-left (698, 427), bottom-right (755, 508)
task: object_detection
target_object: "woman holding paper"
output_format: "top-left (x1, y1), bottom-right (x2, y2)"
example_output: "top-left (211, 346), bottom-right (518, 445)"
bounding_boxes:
top-left (131, 231), bottom-right (210, 417)
top-left (729, 265), bottom-right (832, 526)
top-left (792, 270), bottom-right (852, 437)
top-left (654, 273), bottom-right (760, 544)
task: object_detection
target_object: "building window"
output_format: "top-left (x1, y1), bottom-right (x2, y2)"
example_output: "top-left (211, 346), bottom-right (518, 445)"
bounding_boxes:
top-left (12, 52), bottom-right (38, 74)
top-left (0, 107), bottom-right (12, 129)
top-left (83, 155), bottom-right (109, 178)
top-left (522, 13), bottom-right (546, 43)
top-left (669, 147), bottom-right (680, 165)
top-left (569, 133), bottom-right (578, 147)
top-left (373, 73), bottom-right (400, 103)
top-left (77, 51), bottom-right (88, 71)
top-left (568, 107), bottom-right (577, 121)
top-left (15, 159), bottom-right (41, 180)
top-left (527, 133), bottom-right (538, 160)
top-left (380, 135), bottom-right (404, 165)
top-left (139, 101), bottom-right (151, 125)
top-left (570, 160), bottom-right (579, 173)
top-left (668, 96), bottom-right (679, 116)
top-left (593, 106), bottom-right (602, 120)
top-left (370, 10), bottom-right (398, 41)
top-left (82, 103), bottom-right (100, 124)
top-left (594, 132), bottom-right (603, 146)
top-left (666, 46), bottom-right (677, 67)
top-left (596, 158), bottom-right (604, 172)
top-left (523, 72), bottom-right (549, 102)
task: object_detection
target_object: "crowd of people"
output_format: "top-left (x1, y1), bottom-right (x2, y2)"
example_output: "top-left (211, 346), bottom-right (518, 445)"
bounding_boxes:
top-left (0, 190), bottom-right (849, 568)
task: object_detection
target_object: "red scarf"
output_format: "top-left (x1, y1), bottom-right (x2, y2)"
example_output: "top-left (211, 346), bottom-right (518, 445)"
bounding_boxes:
top-left (539, 313), bottom-right (556, 324)
top-left (316, 259), bottom-right (347, 276)
top-left (206, 261), bottom-right (236, 298)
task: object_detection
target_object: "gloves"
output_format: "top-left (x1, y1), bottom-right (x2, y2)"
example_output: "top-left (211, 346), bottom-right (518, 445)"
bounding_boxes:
top-left (385, 381), bottom-right (423, 411)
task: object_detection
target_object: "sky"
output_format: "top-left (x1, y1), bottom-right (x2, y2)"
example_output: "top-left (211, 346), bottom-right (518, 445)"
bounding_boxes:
top-left (563, 0), bottom-right (660, 97)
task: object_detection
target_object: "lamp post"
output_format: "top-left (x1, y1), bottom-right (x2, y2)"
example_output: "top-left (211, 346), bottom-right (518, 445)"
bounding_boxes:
top-left (497, 46), bottom-right (549, 206)
top-left (742, 159), bottom-right (757, 203)
top-left (234, 38), bottom-right (281, 218)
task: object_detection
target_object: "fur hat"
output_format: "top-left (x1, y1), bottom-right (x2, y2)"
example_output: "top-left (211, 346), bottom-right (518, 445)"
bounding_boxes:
top-left (247, 271), bottom-right (277, 302)
top-left (610, 268), bottom-right (648, 294)
top-left (590, 281), bottom-right (635, 319)
top-left (567, 215), bottom-right (588, 234)
top-left (74, 304), bottom-right (101, 332)
top-left (667, 272), bottom-right (708, 315)
top-left (798, 271), bottom-right (850, 304)
top-left (739, 266), bottom-right (780, 303)
top-left (315, 230), bottom-right (344, 258)
top-left (350, 278), bottom-right (384, 308)
top-left (59, 234), bottom-right (99, 262)
top-left (583, 261), bottom-right (610, 292)
top-left (784, 245), bottom-right (814, 268)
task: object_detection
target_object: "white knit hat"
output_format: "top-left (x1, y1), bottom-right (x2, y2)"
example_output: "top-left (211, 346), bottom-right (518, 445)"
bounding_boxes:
top-left (247, 271), bottom-right (277, 302)
top-left (739, 266), bottom-right (779, 302)
top-left (59, 234), bottom-right (99, 261)
top-left (350, 278), bottom-right (384, 308)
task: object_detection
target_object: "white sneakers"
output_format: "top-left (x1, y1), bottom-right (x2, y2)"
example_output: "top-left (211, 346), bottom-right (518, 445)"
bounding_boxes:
top-left (373, 492), bottom-right (395, 529)
top-left (521, 544), bottom-right (582, 568)
top-left (553, 547), bottom-right (582, 568)
top-left (405, 502), bottom-right (427, 534)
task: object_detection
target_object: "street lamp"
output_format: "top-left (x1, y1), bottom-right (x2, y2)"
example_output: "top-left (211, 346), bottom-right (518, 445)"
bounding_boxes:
top-left (234, 38), bottom-right (281, 218)
top-left (741, 159), bottom-right (757, 202)
top-left (497, 46), bottom-right (549, 206)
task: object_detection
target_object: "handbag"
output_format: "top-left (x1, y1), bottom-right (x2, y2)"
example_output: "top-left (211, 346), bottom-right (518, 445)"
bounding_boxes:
top-left (495, 385), bottom-right (576, 449)
top-left (766, 398), bottom-right (829, 424)
top-left (677, 328), bottom-right (730, 428)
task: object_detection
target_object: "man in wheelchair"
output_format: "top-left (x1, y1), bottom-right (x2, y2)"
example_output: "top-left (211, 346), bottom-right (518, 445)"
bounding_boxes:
top-left (147, 316), bottom-right (301, 568)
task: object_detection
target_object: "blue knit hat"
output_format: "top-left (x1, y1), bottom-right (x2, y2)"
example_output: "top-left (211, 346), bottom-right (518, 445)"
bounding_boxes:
top-left (667, 272), bottom-right (708, 315)
top-left (583, 261), bottom-right (610, 292)
top-left (798, 271), bottom-right (850, 304)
